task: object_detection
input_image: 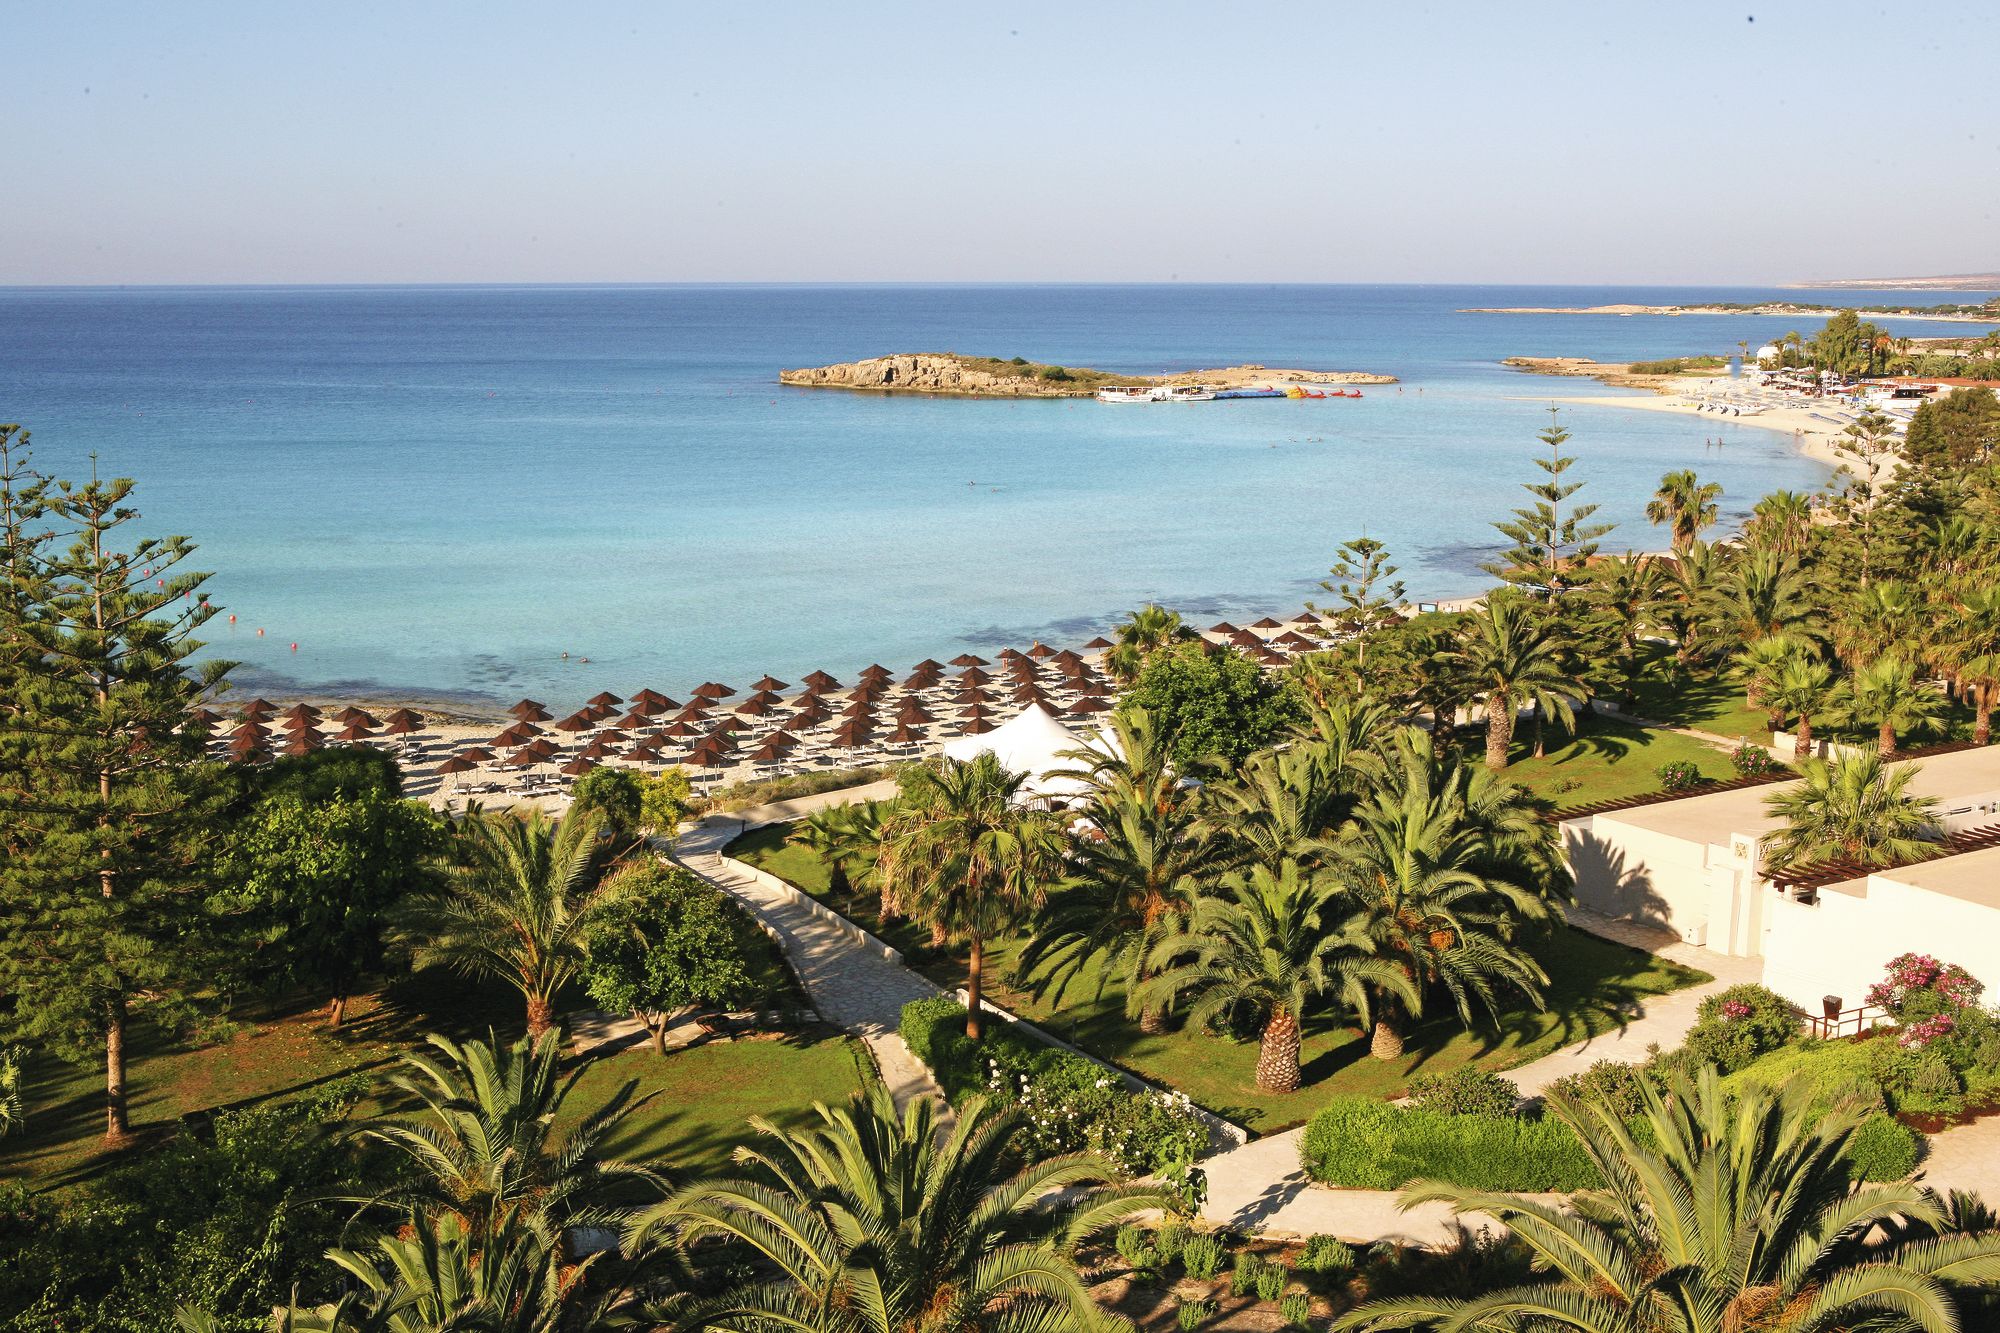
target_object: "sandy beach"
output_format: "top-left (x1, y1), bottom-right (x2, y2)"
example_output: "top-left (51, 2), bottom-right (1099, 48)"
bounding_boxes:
top-left (1519, 377), bottom-right (1860, 469)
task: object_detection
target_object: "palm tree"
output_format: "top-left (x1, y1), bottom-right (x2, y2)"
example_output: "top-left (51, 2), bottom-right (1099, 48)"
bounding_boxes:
top-left (348, 1029), bottom-right (667, 1243)
top-left (1141, 860), bottom-right (1412, 1092)
top-left (0, 1047), bottom-right (21, 1140)
top-left (1841, 654), bottom-right (1948, 757)
top-left (629, 1078), bottom-right (1162, 1333)
top-left (1645, 469), bottom-right (1722, 551)
top-left (1734, 632), bottom-right (1801, 718)
top-left (1200, 742), bottom-right (1350, 874)
top-left (1765, 649), bottom-right (1839, 761)
top-left (1333, 732), bottom-right (1556, 1059)
top-left (1659, 538), bottom-right (1725, 667)
top-left (1447, 594), bottom-right (1583, 770)
top-left (1832, 579), bottom-right (1924, 670)
top-left (874, 752), bottom-right (1064, 1040)
top-left (399, 808), bottom-right (626, 1037)
top-left (1579, 552), bottom-right (1668, 699)
top-left (1052, 704), bottom-right (1180, 814)
top-left (1019, 732), bottom-right (1217, 1034)
top-left (1337, 1067), bottom-right (2000, 1333)
top-left (788, 799), bottom-right (888, 907)
top-left (1105, 601), bottom-right (1192, 685)
top-left (1762, 751), bottom-right (1943, 872)
top-left (1744, 488), bottom-right (1815, 556)
top-left (1949, 585), bottom-right (2000, 745)
top-left (1702, 547), bottom-right (1818, 663)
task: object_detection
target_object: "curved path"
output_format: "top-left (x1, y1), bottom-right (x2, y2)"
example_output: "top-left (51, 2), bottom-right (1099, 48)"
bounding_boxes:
top-left (675, 793), bottom-right (2000, 1244)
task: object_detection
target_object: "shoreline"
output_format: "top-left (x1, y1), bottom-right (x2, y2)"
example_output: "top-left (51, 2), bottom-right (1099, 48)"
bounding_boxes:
top-left (1516, 384), bottom-right (1854, 470)
top-left (778, 353), bottom-right (1396, 398)
top-left (1464, 302), bottom-right (1999, 324)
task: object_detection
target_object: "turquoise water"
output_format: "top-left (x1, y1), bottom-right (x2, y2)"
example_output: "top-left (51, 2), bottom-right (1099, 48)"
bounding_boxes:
top-left (3, 283), bottom-right (1991, 708)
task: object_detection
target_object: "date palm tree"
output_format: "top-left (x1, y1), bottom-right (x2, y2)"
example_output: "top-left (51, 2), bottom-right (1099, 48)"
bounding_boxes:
top-left (1105, 601), bottom-right (1193, 685)
top-left (1832, 579), bottom-right (1924, 670)
top-left (789, 798), bottom-right (889, 908)
top-left (1702, 548), bottom-right (1818, 668)
top-left (874, 752), bottom-right (1064, 1040)
top-left (1762, 750), bottom-right (1943, 873)
top-left (1765, 649), bottom-right (1839, 761)
top-left (628, 1078), bottom-right (1163, 1333)
top-left (1018, 734), bottom-right (1217, 1034)
top-left (1579, 551), bottom-right (1669, 700)
top-left (1840, 654), bottom-right (1948, 757)
top-left (1199, 741), bottom-right (1351, 874)
top-left (1447, 593), bottom-right (1583, 770)
top-left (1140, 860), bottom-right (1413, 1092)
top-left (1745, 488), bottom-right (1815, 556)
top-left (399, 808), bottom-right (627, 1038)
top-left (1645, 468), bottom-right (1722, 552)
top-left (1332, 732), bottom-right (1556, 1059)
top-left (1337, 1066), bottom-right (2000, 1333)
top-left (1949, 585), bottom-right (2000, 745)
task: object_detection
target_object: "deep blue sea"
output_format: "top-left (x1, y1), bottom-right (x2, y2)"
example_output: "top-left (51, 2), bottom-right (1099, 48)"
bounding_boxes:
top-left (3, 283), bottom-right (1993, 709)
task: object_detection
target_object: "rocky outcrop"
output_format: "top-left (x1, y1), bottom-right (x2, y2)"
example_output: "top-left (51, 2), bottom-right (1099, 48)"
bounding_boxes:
top-left (779, 354), bottom-right (1398, 397)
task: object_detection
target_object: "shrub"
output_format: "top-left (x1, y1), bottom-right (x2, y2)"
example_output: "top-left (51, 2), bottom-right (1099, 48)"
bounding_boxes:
top-left (1676, 984), bottom-right (1803, 1074)
top-left (1910, 1053), bottom-right (1965, 1106)
top-left (1299, 1096), bottom-right (1600, 1192)
top-left (1182, 1233), bottom-right (1225, 1281)
top-left (1281, 1292), bottom-right (1313, 1328)
top-left (1847, 1113), bottom-right (1922, 1182)
top-left (898, 998), bottom-right (1206, 1176)
top-left (1546, 1059), bottom-right (1653, 1120)
top-left (1867, 953), bottom-right (1986, 1052)
top-left (1298, 1234), bottom-right (1354, 1274)
top-left (1724, 1038), bottom-right (1889, 1117)
top-left (1731, 744), bottom-right (1782, 777)
top-left (1656, 759), bottom-right (1703, 791)
top-left (1177, 1299), bottom-right (1214, 1331)
top-left (1975, 1032), bottom-right (2000, 1073)
top-left (1257, 1262), bottom-right (1290, 1302)
top-left (1404, 1066), bottom-right (1520, 1117)
top-left (1155, 1222), bottom-right (1189, 1265)
top-left (1230, 1252), bottom-right (1262, 1296)
top-left (1116, 1222), bottom-right (1161, 1279)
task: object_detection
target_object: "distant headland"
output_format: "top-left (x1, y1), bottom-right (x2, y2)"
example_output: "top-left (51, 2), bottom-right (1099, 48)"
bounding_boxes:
top-left (778, 352), bottom-right (1397, 398)
top-left (1787, 273), bottom-right (2000, 291)
top-left (1462, 300), bottom-right (2000, 322)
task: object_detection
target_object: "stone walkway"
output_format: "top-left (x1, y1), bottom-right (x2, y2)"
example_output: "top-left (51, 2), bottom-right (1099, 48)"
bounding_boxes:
top-left (674, 816), bottom-right (945, 1112)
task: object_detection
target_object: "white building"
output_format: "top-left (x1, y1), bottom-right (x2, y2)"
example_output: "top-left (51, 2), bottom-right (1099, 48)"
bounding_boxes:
top-left (1562, 746), bottom-right (2000, 1009)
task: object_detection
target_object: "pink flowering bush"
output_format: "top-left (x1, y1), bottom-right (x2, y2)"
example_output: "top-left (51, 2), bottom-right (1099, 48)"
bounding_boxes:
top-left (1867, 953), bottom-right (1985, 1050)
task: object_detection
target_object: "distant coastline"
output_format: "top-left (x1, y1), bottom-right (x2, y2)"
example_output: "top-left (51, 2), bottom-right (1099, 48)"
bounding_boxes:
top-left (1786, 273), bottom-right (2000, 291)
top-left (778, 352), bottom-right (1396, 398)
top-left (1463, 301), bottom-right (1999, 323)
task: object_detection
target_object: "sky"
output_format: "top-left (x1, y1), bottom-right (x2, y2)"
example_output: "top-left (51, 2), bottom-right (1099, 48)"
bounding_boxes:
top-left (5, 1), bottom-right (1997, 286)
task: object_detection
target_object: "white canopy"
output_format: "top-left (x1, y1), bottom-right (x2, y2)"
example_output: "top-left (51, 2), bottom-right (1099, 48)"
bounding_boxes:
top-left (942, 703), bottom-right (1100, 804)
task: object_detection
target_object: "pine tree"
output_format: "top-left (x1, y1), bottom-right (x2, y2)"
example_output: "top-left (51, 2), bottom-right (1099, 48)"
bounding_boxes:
top-left (1311, 535), bottom-right (1406, 665)
top-left (0, 454), bottom-right (232, 1147)
top-left (1483, 408), bottom-right (1614, 595)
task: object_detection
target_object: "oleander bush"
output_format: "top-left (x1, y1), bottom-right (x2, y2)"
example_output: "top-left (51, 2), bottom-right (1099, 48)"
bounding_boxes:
top-left (1655, 759), bottom-right (1704, 791)
top-left (1404, 1066), bottom-right (1520, 1117)
top-left (1731, 743), bottom-right (1783, 777)
top-left (1298, 1096), bottom-right (1601, 1192)
top-left (898, 997), bottom-right (1206, 1175)
top-left (1660, 983), bottom-right (1802, 1076)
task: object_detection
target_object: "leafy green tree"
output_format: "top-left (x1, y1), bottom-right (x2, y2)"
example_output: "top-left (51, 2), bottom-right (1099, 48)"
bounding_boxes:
top-left (1447, 593), bottom-right (1584, 769)
top-left (1105, 601), bottom-right (1194, 685)
top-left (630, 1076), bottom-right (1164, 1333)
top-left (223, 788), bottom-right (446, 1027)
top-left (875, 753), bottom-right (1065, 1039)
top-left (398, 808), bottom-right (628, 1038)
top-left (1482, 408), bottom-right (1613, 593)
top-left (579, 862), bottom-right (759, 1054)
top-left (1905, 386), bottom-right (2000, 469)
top-left (1143, 860), bottom-right (1408, 1093)
top-left (1332, 731), bottom-right (1555, 1059)
top-left (1840, 654), bottom-right (1947, 757)
top-left (637, 765), bottom-right (694, 839)
top-left (1338, 1066), bottom-right (2000, 1333)
top-left (1807, 308), bottom-right (1887, 376)
top-left (251, 744), bottom-right (404, 802)
top-left (1644, 469), bottom-right (1722, 552)
top-left (1831, 409), bottom-right (1900, 586)
top-left (1762, 751), bottom-right (1943, 872)
top-left (569, 764), bottom-right (644, 840)
top-left (1125, 642), bottom-right (1305, 769)
top-left (0, 458), bottom-right (233, 1146)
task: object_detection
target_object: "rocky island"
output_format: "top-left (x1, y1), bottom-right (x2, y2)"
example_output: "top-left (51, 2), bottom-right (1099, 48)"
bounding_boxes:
top-left (778, 352), bottom-right (1396, 398)
top-left (1463, 300), bottom-right (2000, 322)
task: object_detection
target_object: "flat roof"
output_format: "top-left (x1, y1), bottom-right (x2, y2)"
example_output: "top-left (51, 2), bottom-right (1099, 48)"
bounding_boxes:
top-left (1595, 744), bottom-right (2000, 847)
top-left (1872, 844), bottom-right (2000, 910)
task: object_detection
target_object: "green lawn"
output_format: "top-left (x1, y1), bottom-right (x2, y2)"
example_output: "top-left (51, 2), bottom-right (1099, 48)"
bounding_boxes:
top-left (728, 828), bottom-right (1711, 1135)
top-left (1626, 675), bottom-right (1775, 742)
top-left (1464, 717), bottom-right (1740, 807)
top-left (563, 1033), bottom-right (869, 1181)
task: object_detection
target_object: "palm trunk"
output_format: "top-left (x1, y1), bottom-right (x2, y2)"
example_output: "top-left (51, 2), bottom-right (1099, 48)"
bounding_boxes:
top-left (1484, 693), bottom-right (1513, 771)
top-left (965, 933), bottom-right (986, 1042)
top-left (1977, 686), bottom-right (1993, 746)
top-left (327, 993), bottom-right (348, 1029)
top-left (1531, 700), bottom-right (1546, 760)
top-left (1255, 1008), bottom-right (1302, 1093)
top-left (1139, 1004), bottom-right (1168, 1035)
top-left (526, 993), bottom-right (554, 1041)
top-left (1794, 716), bottom-right (1813, 762)
top-left (105, 995), bottom-right (131, 1147)
top-left (1369, 1007), bottom-right (1405, 1061)
top-left (1878, 720), bottom-right (1897, 759)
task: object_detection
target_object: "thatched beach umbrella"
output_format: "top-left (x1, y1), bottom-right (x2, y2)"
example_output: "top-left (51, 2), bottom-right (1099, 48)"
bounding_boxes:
top-left (956, 665), bottom-right (992, 685)
top-left (1027, 641), bottom-right (1056, 659)
top-left (693, 681), bottom-right (735, 700)
top-left (1083, 636), bottom-right (1113, 650)
top-left (284, 731), bottom-right (322, 757)
top-left (1067, 696), bottom-right (1112, 716)
top-left (506, 747), bottom-right (542, 768)
top-left (631, 689), bottom-right (675, 714)
top-left (897, 700), bottom-right (935, 725)
top-left (1004, 658), bottom-right (1039, 681)
top-left (580, 737), bottom-right (618, 760)
top-left (1012, 685), bottom-right (1052, 709)
top-left (436, 755), bottom-right (475, 775)
top-left (1249, 617), bottom-right (1285, 631)
top-left (522, 737), bottom-right (559, 760)
top-left (791, 701), bottom-right (830, 727)
top-left (560, 757), bottom-right (596, 777)
top-left (858, 664), bottom-right (893, 683)
top-left (948, 654), bottom-right (987, 668)
top-left (886, 721), bottom-right (925, 745)
top-left (750, 675), bottom-right (788, 693)
top-left (509, 699), bottom-right (550, 722)
top-left (912, 658), bottom-right (945, 673)
top-left (840, 698), bottom-right (877, 721)
top-left (458, 745), bottom-right (495, 764)
top-left (611, 709), bottom-right (651, 729)
top-left (281, 702), bottom-right (320, 724)
top-left (1273, 630), bottom-right (1318, 650)
top-left (334, 721), bottom-right (376, 745)
top-left (239, 697), bottom-right (275, 717)
top-left (230, 719), bottom-right (268, 741)
top-left (801, 670), bottom-right (841, 691)
top-left (1208, 622), bottom-right (1239, 635)
top-left (749, 732), bottom-right (797, 763)
top-left (555, 710), bottom-right (594, 733)
top-left (958, 715), bottom-right (996, 736)
top-left (830, 719), bottom-right (874, 749)
top-left (382, 708), bottom-right (423, 735)
top-left (902, 667), bottom-right (942, 689)
top-left (587, 691), bottom-right (623, 709)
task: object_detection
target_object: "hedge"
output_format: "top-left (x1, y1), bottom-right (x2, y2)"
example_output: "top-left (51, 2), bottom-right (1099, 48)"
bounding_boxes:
top-left (1299, 1096), bottom-right (1601, 1192)
top-left (1847, 1113), bottom-right (1923, 1183)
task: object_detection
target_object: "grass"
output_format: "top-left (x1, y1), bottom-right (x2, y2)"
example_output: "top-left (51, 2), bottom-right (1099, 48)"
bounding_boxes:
top-left (1449, 716), bottom-right (1739, 808)
top-left (1625, 674), bottom-right (1776, 742)
top-left (561, 1032), bottom-right (869, 1181)
top-left (727, 828), bottom-right (1710, 1135)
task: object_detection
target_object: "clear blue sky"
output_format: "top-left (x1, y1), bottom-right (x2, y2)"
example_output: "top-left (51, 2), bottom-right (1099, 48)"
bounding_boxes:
top-left (7, 1), bottom-right (1996, 285)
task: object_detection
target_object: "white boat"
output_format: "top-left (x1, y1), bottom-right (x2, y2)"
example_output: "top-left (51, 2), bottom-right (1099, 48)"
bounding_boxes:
top-left (1162, 385), bottom-right (1217, 401)
top-left (1095, 386), bottom-right (1160, 403)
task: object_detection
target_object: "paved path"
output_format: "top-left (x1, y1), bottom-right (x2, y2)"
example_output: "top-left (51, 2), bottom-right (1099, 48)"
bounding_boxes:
top-left (674, 817), bottom-right (945, 1112)
top-left (1200, 910), bottom-right (1761, 1241)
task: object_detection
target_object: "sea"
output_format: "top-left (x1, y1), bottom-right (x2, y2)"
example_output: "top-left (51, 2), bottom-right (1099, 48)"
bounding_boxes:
top-left (3, 283), bottom-right (1994, 712)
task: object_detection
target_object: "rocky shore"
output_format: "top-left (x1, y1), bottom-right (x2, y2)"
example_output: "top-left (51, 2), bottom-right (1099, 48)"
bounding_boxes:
top-left (1501, 356), bottom-right (1686, 392)
top-left (779, 352), bottom-right (1395, 398)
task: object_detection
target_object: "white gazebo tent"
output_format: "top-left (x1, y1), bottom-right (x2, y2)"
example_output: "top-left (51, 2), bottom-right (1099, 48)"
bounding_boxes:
top-left (942, 702), bottom-right (1101, 805)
